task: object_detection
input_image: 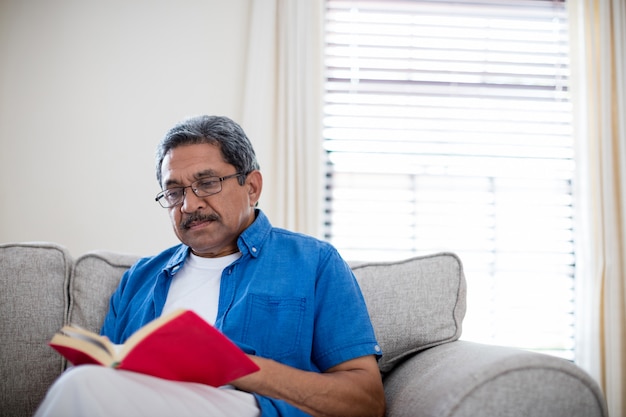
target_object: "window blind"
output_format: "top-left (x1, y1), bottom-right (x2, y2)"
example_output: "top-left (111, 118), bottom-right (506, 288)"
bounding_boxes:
top-left (323, 0), bottom-right (574, 359)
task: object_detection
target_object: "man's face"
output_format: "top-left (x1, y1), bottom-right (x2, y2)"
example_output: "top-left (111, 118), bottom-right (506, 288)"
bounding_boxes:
top-left (160, 143), bottom-right (262, 257)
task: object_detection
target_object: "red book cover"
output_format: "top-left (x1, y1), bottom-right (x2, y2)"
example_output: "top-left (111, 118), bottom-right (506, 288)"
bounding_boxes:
top-left (49, 309), bottom-right (259, 387)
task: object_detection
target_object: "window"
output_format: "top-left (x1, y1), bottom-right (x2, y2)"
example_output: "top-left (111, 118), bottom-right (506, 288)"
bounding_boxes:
top-left (323, 0), bottom-right (574, 359)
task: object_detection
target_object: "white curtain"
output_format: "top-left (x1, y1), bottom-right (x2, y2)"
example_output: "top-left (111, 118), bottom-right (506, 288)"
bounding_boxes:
top-left (570, 1), bottom-right (626, 416)
top-left (241, 0), bottom-right (325, 237)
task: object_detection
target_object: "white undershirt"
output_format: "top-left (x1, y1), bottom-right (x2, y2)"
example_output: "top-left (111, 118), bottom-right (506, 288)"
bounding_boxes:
top-left (162, 252), bottom-right (241, 325)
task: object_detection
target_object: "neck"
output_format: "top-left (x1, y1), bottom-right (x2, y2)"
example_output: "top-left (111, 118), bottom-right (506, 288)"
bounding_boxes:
top-left (191, 246), bottom-right (240, 258)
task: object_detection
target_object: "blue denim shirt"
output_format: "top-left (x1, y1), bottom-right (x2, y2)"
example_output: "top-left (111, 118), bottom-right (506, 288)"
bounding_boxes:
top-left (101, 210), bottom-right (381, 416)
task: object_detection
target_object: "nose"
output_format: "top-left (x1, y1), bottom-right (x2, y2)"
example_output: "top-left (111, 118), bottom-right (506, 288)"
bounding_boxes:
top-left (180, 188), bottom-right (206, 213)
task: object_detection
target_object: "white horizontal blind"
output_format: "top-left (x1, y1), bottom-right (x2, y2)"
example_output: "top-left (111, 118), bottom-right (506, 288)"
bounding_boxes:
top-left (323, 0), bottom-right (574, 359)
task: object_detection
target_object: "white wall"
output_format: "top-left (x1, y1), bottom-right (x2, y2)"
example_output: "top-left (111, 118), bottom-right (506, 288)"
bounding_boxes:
top-left (0, 0), bottom-right (251, 257)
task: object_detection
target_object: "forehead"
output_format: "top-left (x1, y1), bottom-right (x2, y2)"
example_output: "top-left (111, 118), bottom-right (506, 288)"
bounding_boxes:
top-left (161, 143), bottom-right (230, 184)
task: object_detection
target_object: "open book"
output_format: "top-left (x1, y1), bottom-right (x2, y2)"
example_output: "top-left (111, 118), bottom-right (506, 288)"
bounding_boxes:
top-left (49, 309), bottom-right (259, 387)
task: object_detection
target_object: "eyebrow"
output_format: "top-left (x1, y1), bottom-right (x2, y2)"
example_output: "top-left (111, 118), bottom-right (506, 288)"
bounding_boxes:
top-left (163, 169), bottom-right (220, 188)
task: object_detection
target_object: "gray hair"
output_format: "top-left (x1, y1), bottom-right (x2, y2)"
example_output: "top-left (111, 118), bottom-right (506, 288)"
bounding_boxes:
top-left (156, 115), bottom-right (260, 187)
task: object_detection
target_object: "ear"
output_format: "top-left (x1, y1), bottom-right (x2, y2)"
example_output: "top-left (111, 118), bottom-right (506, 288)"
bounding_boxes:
top-left (245, 170), bottom-right (263, 206)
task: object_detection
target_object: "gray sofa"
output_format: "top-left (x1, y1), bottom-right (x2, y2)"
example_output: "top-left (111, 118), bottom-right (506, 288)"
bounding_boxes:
top-left (0, 242), bottom-right (608, 417)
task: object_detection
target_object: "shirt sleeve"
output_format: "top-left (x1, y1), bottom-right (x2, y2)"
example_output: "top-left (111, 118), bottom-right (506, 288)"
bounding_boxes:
top-left (311, 247), bottom-right (382, 371)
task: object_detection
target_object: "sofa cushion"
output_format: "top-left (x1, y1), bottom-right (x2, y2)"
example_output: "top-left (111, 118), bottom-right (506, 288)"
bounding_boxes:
top-left (0, 242), bottom-right (71, 417)
top-left (68, 251), bottom-right (140, 333)
top-left (351, 252), bottom-right (466, 373)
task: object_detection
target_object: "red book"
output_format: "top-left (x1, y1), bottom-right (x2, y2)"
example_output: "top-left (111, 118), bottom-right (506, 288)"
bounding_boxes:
top-left (49, 309), bottom-right (259, 387)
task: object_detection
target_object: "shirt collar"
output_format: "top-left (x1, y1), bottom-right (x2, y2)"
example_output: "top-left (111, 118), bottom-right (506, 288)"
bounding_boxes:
top-left (164, 245), bottom-right (191, 275)
top-left (237, 209), bottom-right (271, 258)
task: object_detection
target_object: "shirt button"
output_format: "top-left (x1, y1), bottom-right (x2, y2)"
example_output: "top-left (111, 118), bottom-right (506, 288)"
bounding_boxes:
top-left (251, 247), bottom-right (257, 253)
top-left (374, 345), bottom-right (381, 353)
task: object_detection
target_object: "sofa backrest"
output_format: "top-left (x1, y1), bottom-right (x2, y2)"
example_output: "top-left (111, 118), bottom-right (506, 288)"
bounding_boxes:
top-left (0, 243), bottom-right (71, 417)
top-left (68, 251), bottom-right (140, 333)
top-left (67, 251), bottom-right (469, 371)
top-left (351, 252), bottom-right (466, 373)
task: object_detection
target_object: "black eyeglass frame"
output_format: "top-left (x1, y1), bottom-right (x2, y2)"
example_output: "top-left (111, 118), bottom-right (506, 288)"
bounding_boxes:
top-left (155, 172), bottom-right (245, 208)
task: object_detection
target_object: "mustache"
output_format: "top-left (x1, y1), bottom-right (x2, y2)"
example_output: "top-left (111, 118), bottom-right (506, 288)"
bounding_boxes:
top-left (180, 212), bottom-right (219, 230)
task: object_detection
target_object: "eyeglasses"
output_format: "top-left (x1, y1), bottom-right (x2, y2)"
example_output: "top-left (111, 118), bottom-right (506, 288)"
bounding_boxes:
top-left (155, 172), bottom-right (244, 208)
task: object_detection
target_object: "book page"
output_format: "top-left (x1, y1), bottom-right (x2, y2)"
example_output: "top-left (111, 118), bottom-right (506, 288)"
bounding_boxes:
top-left (49, 333), bottom-right (116, 367)
top-left (59, 326), bottom-right (117, 358)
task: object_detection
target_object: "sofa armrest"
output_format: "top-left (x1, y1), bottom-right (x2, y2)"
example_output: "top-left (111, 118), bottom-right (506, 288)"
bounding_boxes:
top-left (383, 340), bottom-right (607, 417)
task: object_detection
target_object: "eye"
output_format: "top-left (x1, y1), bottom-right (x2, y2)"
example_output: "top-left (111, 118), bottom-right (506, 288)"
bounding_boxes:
top-left (164, 188), bottom-right (183, 202)
top-left (196, 178), bottom-right (219, 191)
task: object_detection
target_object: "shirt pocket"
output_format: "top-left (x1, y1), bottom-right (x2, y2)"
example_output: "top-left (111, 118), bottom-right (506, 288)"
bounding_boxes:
top-left (242, 294), bottom-right (306, 360)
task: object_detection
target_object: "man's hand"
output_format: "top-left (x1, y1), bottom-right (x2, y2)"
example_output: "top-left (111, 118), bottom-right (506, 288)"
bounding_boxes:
top-left (231, 355), bottom-right (385, 417)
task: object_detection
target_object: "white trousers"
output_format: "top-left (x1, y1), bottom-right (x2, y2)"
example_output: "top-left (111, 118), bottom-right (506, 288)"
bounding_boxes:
top-left (34, 365), bottom-right (261, 417)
